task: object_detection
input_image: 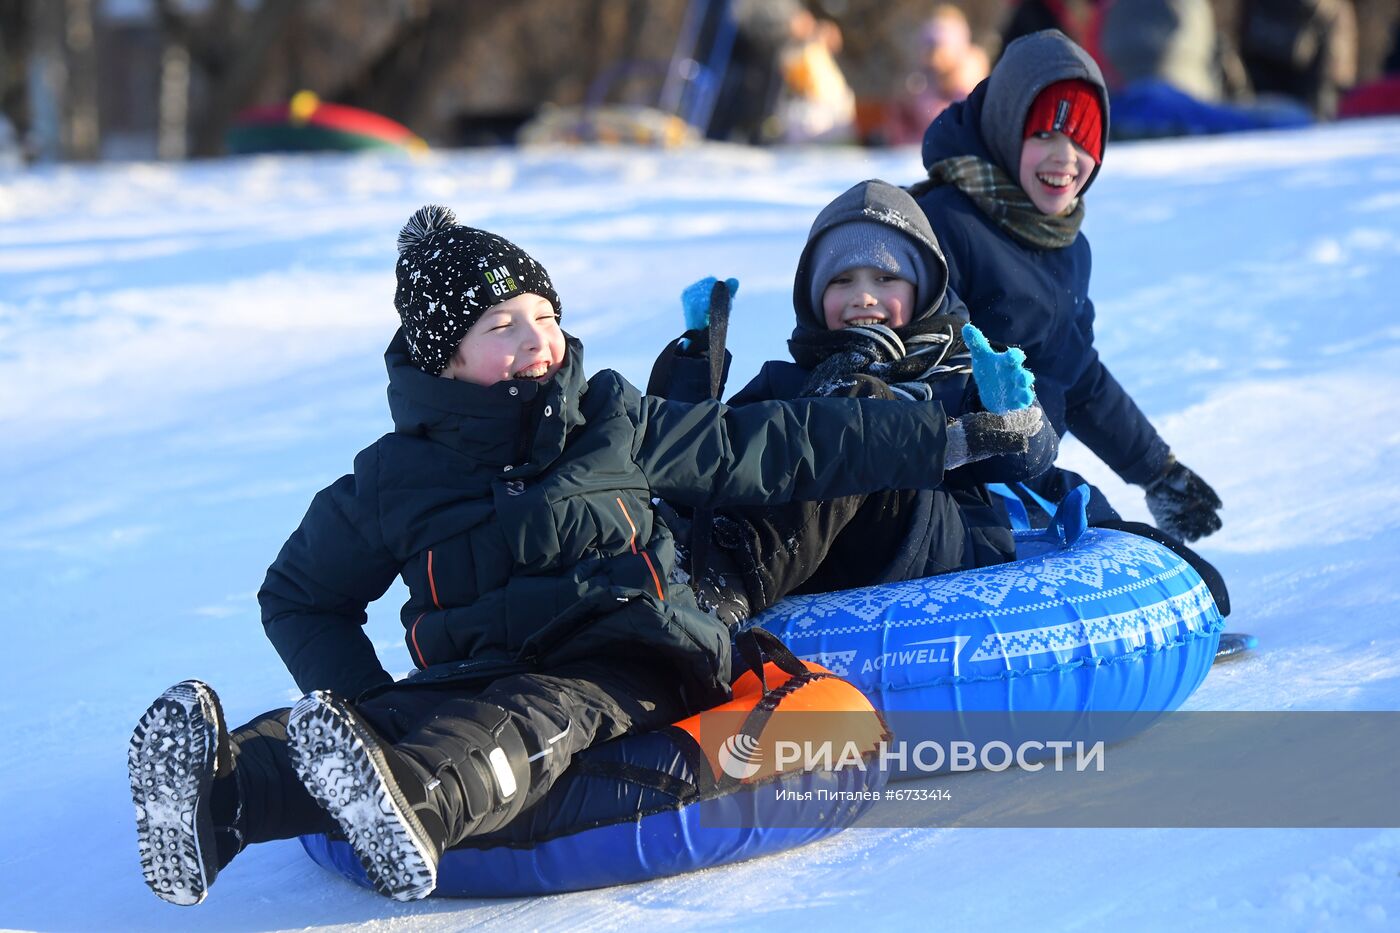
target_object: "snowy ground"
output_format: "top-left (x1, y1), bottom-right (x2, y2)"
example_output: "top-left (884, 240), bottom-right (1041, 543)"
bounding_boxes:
top-left (2, 120), bottom-right (1399, 932)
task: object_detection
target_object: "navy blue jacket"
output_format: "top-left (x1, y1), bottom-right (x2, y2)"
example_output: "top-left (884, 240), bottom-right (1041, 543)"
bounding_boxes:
top-left (914, 79), bottom-right (1171, 488)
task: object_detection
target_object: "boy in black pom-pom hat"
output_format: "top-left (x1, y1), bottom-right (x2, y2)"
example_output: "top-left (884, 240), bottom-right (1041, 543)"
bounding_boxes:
top-left (126, 205), bottom-right (1040, 904)
top-left (392, 205), bottom-right (562, 375)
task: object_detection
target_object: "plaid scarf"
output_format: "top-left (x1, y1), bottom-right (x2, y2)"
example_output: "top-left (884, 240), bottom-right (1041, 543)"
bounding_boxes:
top-left (918, 155), bottom-right (1084, 250)
top-left (789, 316), bottom-right (971, 400)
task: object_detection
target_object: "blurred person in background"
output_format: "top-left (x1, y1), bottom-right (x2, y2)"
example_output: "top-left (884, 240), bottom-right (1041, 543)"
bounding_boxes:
top-left (1236, 0), bottom-right (1357, 118)
top-left (1333, 6), bottom-right (1400, 119)
top-left (884, 5), bottom-right (991, 145)
top-left (1097, 0), bottom-right (1318, 139)
top-left (1001, 0), bottom-right (1108, 70)
top-left (708, 0), bottom-right (805, 143)
top-left (1099, 0), bottom-right (1229, 101)
top-left (769, 8), bottom-right (857, 143)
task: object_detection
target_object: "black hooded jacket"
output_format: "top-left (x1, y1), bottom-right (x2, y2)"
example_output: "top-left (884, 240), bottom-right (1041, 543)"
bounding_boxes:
top-left (259, 330), bottom-right (962, 710)
top-left (913, 30), bottom-right (1171, 487)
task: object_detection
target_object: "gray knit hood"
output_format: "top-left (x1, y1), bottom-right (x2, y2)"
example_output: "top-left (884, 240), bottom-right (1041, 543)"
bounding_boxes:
top-left (791, 179), bottom-right (950, 333)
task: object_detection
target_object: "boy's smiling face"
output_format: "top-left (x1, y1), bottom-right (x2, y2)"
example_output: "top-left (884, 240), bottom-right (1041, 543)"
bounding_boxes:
top-left (441, 292), bottom-right (565, 386)
top-left (822, 266), bottom-right (916, 330)
top-left (1019, 130), bottom-right (1097, 216)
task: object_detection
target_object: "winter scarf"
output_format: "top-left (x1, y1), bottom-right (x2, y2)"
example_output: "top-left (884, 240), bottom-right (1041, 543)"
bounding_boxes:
top-left (789, 316), bottom-right (971, 400)
top-left (921, 155), bottom-right (1085, 250)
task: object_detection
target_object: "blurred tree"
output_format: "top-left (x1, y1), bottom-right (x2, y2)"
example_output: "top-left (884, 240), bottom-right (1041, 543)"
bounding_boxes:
top-left (64, 0), bottom-right (99, 159)
top-left (324, 0), bottom-right (499, 131)
top-left (154, 0), bottom-right (306, 156)
top-left (0, 0), bottom-right (30, 151)
top-left (11, 0), bottom-right (99, 161)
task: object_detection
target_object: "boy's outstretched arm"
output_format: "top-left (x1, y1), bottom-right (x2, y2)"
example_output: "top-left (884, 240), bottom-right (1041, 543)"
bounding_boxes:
top-left (944, 406), bottom-right (1051, 472)
top-left (931, 323), bottom-right (1057, 485)
top-left (259, 469), bottom-right (399, 700)
top-left (632, 386), bottom-right (1037, 509)
top-left (943, 412), bottom-right (1059, 485)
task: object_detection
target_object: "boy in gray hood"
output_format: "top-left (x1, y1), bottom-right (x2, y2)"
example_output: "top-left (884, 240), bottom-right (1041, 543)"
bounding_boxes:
top-left (649, 179), bottom-right (1058, 623)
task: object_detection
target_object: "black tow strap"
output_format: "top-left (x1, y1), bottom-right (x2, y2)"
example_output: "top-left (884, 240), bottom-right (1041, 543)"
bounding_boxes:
top-left (716, 627), bottom-right (832, 791)
top-left (734, 625), bottom-right (810, 693)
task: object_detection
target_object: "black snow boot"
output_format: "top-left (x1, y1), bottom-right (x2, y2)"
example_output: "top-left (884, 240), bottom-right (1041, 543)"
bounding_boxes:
top-left (285, 692), bottom-right (453, 901)
top-left (128, 680), bottom-right (241, 906)
top-left (393, 698), bottom-right (533, 843)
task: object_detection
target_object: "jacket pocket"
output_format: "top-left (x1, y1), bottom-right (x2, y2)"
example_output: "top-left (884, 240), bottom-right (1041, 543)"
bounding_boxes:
top-left (514, 586), bottom-right (639, 664)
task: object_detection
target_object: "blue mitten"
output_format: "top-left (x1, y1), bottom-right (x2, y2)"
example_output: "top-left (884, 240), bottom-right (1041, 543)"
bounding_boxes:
top-left (681, 276), bottom-right (739, 332)
top-left (963, 322), bottom-right (1035, 413)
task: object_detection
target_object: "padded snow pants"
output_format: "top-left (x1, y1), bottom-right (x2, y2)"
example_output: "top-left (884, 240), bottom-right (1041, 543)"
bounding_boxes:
top-left (220, 658), bottom-right (688, 862)
top-left (707, 486), bottom-right (924, 614)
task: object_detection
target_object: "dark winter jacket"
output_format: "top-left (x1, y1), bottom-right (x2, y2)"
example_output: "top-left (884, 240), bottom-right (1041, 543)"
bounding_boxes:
top-left (259, 330), bottom-right (960, 711)
top-left (913, 31), bottom-right (1171, 487)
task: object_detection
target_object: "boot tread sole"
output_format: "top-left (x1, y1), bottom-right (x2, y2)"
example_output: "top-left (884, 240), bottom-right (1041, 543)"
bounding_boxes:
top-left (128, 680), bottom-right (219, 907)
top-left (287, 692), bottom-right (437, 902)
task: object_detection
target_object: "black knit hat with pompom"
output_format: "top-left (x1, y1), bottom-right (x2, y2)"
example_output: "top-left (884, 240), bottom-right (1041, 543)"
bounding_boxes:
top-left (393, 205), bottom-right (561, 374)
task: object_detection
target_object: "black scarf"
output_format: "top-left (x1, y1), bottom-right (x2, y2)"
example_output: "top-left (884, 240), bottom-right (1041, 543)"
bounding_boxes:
top-left (788, 316), bottom-right (971, 399)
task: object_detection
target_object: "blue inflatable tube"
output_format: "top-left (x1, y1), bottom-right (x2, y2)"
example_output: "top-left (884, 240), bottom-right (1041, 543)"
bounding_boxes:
top-left (743, 492), bottom-right (1224, 719)
top-left (302, 660), bottom-right (889, 897)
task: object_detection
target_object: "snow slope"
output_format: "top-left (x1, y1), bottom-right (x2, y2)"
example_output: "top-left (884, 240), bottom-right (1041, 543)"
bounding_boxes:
top-left (2, 120), bottom-right (1399, 932)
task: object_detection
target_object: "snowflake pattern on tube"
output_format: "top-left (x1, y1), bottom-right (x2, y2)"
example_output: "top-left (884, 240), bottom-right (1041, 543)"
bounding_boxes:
top-left (393, 204), bottom-right (561, 374)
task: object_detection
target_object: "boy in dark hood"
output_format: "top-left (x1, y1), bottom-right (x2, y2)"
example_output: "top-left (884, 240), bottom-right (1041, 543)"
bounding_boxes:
top-left (910, 28), bottom-right (1223, 543)
top-left (649, 179), bottom-right (1058, 622)
top-left (127, 205), bottom-right (1035, 906)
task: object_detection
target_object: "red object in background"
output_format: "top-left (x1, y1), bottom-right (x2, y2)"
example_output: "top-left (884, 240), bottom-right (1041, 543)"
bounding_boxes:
top-left (227, 91), bottom-right (424, 154)
top-left (1338, 76), bottom-right (1400, 119)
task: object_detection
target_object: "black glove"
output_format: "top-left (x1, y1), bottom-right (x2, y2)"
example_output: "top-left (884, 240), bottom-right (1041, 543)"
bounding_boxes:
top-left (945, 405), bottom-right (1044, 470)
top-left (1144, 456), bottom-right (1222, 542)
